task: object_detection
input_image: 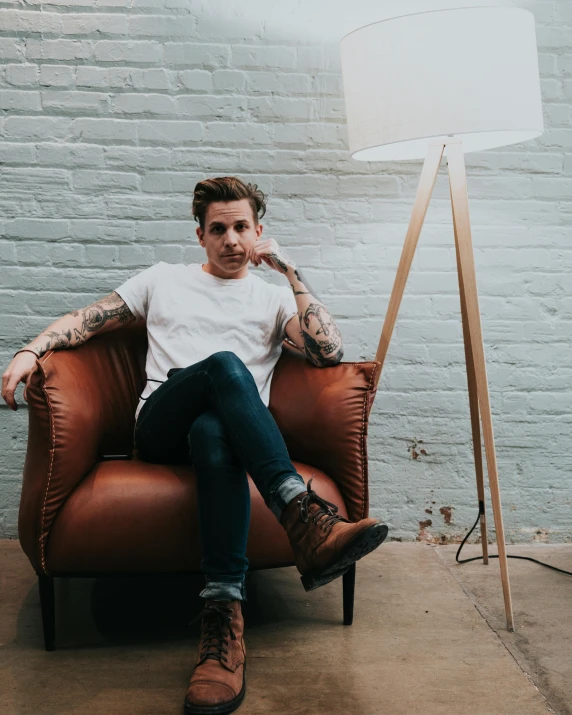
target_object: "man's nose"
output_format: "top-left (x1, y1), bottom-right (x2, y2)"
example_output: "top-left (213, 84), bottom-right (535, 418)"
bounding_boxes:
top-left (224, 232), bottom-right (239, 245)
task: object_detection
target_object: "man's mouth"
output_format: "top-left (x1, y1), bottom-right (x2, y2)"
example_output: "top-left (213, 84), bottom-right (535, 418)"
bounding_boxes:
top-left (223, 253), bottom-right (241, 258)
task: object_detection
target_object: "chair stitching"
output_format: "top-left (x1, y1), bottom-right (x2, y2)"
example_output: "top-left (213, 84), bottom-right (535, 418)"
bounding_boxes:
top-left (359, 362), bottom-right (379, 520)
top-left (307, 360), bottom-right (379, 521)
top-left (36, 355), bottom-right (56, 575)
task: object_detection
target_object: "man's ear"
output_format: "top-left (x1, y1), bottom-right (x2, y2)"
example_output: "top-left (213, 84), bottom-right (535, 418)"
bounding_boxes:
top-left (196, 226), bottom-right (204, 246)
top-left (256, 223), bottom-right (263, 239)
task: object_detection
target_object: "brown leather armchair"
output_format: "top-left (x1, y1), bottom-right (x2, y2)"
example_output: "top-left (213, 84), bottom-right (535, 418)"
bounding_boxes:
top-left (18, 322), bottom-right (381, 650)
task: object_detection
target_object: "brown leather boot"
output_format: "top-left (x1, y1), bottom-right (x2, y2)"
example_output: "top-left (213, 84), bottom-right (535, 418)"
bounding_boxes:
top-left (280, 476), bottom-right (389, 591)
top-left (184, 599), bottom-right (246, 714)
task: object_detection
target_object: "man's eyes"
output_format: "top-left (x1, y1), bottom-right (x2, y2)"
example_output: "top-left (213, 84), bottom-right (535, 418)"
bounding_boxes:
top-left (213, 225), bottom-right (246, 232)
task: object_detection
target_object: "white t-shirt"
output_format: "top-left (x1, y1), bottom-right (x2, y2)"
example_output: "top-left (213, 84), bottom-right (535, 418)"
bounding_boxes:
top-left (114, 261), bottom-right (299, 422)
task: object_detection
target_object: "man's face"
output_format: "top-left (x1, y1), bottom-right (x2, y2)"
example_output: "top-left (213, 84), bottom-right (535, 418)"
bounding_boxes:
top-left (196, 199), bottom-right (263, 279)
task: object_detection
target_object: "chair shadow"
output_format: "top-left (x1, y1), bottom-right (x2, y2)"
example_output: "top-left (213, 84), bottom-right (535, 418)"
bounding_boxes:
top-left (41, 564), bottom-right (334, 650)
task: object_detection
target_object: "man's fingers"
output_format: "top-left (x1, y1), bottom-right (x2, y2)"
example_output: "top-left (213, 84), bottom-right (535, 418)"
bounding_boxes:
top-left (250, 246), bottom-right (261, 265)
top-left (8, 378), bottom-right (19, 409)
top-left (3, 387), bottom-right (17, 410)
top-left (1, 375), bottom-right (20, 410)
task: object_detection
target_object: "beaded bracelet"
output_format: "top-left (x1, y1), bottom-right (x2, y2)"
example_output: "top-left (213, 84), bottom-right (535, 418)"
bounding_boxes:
top-left (13, 349), bottom-right (40, 359)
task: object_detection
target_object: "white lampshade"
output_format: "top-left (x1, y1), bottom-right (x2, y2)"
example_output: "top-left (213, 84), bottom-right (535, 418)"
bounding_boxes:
top-left (340, 6), bottom-right (544, 161)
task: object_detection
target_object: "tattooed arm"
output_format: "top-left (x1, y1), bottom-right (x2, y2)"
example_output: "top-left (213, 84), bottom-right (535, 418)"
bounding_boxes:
top-left (2, 292), bottom-right (137, 410)
top-left (284, 266), bottom-right (344, 368)
top-left (249, 238), bottom-right (344, 367)
top-left (19, 291), bottom-right (136, 358)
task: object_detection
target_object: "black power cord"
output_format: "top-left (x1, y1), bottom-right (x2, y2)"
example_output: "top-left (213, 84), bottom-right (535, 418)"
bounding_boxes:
top-left (456, 500), bottom-right (572, 576)
top-left (140, 371), bottom-right (182, 399)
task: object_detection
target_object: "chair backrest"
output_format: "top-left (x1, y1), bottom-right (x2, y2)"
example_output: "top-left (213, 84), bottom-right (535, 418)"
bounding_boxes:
top-left (90, 323), bottom-right (381, 522)
top-left (87, 323), bottom-right (381, 522)
top-left (84, 321), bottom-right (149, 455)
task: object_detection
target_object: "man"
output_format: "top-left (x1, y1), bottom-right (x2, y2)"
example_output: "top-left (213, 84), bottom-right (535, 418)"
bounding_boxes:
top-left (2, 176), bottom-right (388, 715)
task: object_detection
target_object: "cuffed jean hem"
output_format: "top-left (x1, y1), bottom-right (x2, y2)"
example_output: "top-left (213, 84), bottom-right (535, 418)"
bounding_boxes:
top-left (269, 475), bottom-right (308, 523)
top-left (200, 579), bottom-right (247, 602)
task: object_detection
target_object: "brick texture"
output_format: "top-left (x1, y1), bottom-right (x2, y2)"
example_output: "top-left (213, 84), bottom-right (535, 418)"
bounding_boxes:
top-left (0, 1), bottom-right (569, 544)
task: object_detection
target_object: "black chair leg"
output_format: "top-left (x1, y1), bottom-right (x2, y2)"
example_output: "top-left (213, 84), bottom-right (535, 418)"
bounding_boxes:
top-left (342, 562), bottom-right (355, 625)
top-left (38, 574), bottom-right (56, 651)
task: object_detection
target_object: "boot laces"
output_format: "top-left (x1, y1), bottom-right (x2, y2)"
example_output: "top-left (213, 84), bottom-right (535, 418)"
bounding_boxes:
top-left (298, 476), bottom-right (351, 532)
top-left (188, 602), bottom-right (237, 664)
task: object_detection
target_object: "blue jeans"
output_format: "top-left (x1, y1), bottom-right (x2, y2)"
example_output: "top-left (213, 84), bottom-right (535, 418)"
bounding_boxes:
top-left (133, 351), bottom-right (307, 603)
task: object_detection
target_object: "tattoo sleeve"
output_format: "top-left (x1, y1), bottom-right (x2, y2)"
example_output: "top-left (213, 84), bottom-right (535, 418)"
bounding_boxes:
top-left (284, 268), bottom-right (344, 368)
top-left (299, 302), bottom-right (344, 367)
top-left (22, 291), bottom-right (136, 357)
top-left (290, 267), bottom-right (321, 302)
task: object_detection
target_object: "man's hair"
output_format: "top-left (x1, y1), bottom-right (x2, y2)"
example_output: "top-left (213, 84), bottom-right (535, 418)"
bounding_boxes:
top-left (192, 176), bottom-right (267, 231)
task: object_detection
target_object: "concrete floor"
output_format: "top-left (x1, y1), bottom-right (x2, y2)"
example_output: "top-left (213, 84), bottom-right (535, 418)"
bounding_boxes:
top-left (1, 540), bottom-right (569, 715)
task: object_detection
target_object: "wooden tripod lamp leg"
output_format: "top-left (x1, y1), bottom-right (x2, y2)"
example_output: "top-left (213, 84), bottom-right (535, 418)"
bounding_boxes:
top-left (450, 170), bottom-right (490, 565)
top-left (447, 141), bottom-right (515, 632)
top-left (373, 143), bottom-right (445, 377)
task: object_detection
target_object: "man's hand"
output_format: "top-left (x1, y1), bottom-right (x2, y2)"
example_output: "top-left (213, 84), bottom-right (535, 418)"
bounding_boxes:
top-left (2, 351), bottom-right (39, 411)
top-left (249, 238), bottom-right (297, 275)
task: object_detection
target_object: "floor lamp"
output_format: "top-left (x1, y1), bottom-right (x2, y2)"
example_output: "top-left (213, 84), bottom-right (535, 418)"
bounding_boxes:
top-left (340, 6), bottom-right (544, 632)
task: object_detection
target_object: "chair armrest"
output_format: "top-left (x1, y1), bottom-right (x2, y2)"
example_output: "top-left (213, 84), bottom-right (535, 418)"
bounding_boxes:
top-left (269, 343), bottom-right (380, 522)
top-left (18, 323), bottom-right (147, 573)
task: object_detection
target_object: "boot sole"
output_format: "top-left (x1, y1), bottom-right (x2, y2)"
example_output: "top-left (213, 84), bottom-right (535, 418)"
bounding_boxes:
top-left (184, 663), bottom-right (246, 715)
top-left (300, 522), bottom-right (389, 592)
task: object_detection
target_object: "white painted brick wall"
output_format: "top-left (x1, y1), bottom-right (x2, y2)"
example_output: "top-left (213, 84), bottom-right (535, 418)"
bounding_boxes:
top-left (0, 1), bottom-right (570, 545)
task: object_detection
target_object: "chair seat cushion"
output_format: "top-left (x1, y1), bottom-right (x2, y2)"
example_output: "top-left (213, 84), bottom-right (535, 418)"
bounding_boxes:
top-left (45, 459), bottom-right (349, 574)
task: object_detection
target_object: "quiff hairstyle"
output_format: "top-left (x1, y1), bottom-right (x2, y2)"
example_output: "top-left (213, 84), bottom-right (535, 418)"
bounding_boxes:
top-left (192, 176), bottom-right (268, 231)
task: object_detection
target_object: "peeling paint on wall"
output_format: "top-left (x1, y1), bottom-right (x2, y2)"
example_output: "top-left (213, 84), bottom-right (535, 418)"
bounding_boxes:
top-left (417, 519), bottom-right (433, 541)
top-left (408, 438), bottom-right (428, 461)
top-left (533, 528), bottom-right (550, 543)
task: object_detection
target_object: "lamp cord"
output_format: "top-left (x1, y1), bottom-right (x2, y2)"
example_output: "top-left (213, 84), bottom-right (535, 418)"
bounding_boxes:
top-left (456, 501), bottom-right (572, 576)
top-left (140, 376), bottom-right (171, 399)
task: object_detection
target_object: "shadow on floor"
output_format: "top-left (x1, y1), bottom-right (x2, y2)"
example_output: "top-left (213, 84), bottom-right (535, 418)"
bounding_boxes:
top-left (0, 540), bottom-right (561, 715)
